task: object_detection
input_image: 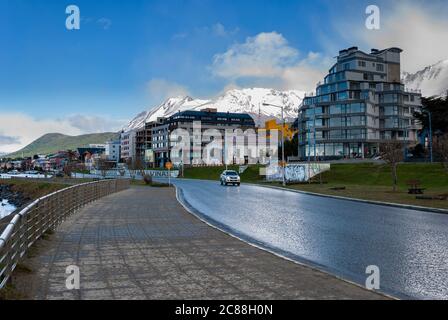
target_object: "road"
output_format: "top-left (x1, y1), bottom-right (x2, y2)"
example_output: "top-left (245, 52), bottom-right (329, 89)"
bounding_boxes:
top-left (171, 179), bottom-right (448, 299)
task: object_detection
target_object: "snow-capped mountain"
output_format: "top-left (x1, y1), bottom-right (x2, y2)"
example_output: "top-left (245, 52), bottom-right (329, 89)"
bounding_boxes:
top-left (124, 88), bottom-right (305, 131)
top-left (209, 88), bottom-right (303, 120)
top-left (125, 96), bottom-right (209, 130)
top-left (402, 59), bottom-right (448, 97)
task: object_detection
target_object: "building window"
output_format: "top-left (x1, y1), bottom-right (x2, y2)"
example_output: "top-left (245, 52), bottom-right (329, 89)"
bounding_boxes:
top-left (329, 117), bottom-right (344, 127)
top-left (330, 104), bottom-right (345, 114)
top-left (337, 91), bottom-right (348, 100)
top-left (330, 130), bottom-right (345, 139)
top-left (306, 119), bottom-right (324, 128)
top-left (338, 82), bottom-right (348, 91)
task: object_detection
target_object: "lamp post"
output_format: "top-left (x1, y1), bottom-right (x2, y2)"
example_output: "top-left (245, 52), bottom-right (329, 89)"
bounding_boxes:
top-left (425, 110), bottom-right (433, 163)
top-left (262, 102), bottom-right (286, 186)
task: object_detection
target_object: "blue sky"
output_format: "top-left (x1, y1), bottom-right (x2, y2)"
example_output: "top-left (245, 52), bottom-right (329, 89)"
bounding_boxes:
top-left (1, 0), bottom-right (447, 153)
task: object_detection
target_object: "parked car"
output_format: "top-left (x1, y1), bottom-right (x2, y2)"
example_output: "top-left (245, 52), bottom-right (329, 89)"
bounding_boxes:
top-left (220, 170), bottom-right (240, 186)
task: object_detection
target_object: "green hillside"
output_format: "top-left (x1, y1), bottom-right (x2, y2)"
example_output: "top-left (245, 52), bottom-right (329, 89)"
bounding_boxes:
top-left (6, 132), bottom-right (119, 159)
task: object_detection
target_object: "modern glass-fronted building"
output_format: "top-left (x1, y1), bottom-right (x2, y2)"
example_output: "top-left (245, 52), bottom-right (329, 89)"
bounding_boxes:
top-left (298, 47), bottom-right (422, 160)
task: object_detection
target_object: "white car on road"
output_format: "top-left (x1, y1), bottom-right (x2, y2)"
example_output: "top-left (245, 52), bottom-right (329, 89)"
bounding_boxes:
top-left (220, 170), bottom-right (241, 186)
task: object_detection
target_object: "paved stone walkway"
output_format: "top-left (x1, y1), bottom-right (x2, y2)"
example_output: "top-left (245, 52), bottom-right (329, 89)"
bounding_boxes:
top-left (20, 186), bottom-right (386, 300)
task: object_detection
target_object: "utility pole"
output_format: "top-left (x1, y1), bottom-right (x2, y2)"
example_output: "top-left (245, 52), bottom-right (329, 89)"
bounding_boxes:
top-left (427, 110), bottom-right (433, 163)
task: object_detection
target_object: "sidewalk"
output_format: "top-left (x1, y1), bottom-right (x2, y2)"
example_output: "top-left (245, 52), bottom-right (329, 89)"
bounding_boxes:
top-left (12, 186), bottom-right (387, 300)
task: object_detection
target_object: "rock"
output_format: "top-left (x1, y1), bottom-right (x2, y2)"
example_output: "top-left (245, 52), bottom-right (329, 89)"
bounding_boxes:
top-left (0, 184), bottom-right (30, 209)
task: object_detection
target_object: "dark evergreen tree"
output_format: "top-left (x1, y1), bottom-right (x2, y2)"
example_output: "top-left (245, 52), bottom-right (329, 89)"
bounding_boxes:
top-left (413, 95), bottom-right (448, 135)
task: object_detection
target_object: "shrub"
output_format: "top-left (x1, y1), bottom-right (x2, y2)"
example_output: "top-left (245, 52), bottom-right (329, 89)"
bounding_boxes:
top-left (143, 174), bottom-right (153, 185)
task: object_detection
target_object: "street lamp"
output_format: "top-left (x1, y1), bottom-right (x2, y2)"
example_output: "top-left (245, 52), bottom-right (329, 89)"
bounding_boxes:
top-left (424, 110), bottom-right (433, 163)
top-left (262, 102), bottom-right (286, 186)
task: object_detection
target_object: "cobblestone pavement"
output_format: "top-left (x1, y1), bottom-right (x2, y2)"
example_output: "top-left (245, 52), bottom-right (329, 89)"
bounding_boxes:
top-left (24, 186), bottom-right (387, 300)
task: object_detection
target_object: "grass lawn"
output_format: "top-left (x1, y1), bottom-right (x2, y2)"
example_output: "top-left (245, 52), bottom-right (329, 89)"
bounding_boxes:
top-left (183, 165), bottom-right (264, 183)
top-left (183, 163), bottom-right (448, 209)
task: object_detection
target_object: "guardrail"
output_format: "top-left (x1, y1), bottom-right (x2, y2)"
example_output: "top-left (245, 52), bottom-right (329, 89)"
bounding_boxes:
top-left (0, 179), bottom-right (130, 289)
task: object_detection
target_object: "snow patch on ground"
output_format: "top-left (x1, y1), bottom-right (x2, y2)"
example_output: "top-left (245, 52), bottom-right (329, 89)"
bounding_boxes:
top-left (0, 173), bottom-right (53, 179)
top-left (0, 199), bottom-right (16, 219)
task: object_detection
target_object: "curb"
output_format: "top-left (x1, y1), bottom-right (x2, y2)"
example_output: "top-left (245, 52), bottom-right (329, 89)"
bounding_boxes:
top-left (246, 183), bottom-right (448, 215)
top-left (173, 183), bottom-right (397, 300)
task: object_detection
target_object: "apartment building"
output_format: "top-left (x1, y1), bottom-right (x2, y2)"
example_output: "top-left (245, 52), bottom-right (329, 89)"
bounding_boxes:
top-left (168, 109), bottom-right (256, 166)
top-left (135, 109), bottom-right (256, 167)
top-left (151, 118), bottom-right (170, 167)
top-left (105, 140), bottom-right (120, 162)
top-left (120, 130), bottom-right (136, 162)
top-left (298, 46), bottom-right (422, 160)
top-left (135, 123), bottom-right (152, 163)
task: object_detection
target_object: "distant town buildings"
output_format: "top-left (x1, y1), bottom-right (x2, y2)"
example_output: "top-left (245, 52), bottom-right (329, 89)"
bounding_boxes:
top-left (105, 140), bottom-right (120, 162)
top-left (298, 47), bottom-right (422, 160)
top-left (120, 130), bottom-right (136, 162)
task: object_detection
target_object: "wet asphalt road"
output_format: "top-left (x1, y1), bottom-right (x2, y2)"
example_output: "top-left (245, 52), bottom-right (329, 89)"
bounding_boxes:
top-left (170, 178), bottom-right (448, 299)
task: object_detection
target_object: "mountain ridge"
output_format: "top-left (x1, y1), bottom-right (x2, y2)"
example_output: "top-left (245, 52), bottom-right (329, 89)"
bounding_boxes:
top-left (402, 59), bottom-right (448, 97)
top-left (6, 132), bottom-right (119, 159)
top-left (124, 88), bottom-right (305, 131)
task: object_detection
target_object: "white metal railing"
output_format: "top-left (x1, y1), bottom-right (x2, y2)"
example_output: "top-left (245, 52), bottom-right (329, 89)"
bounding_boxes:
top-left (0, 179), bottom-right (130, 289)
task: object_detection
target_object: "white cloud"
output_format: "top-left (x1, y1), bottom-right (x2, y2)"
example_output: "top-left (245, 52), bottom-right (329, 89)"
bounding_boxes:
top-left (147, 78), bottom-right (190, 101)
top-left (340, 2), bottom-right (448, 72)
top-left (212, 23), bottom-right (239, 37)
top-left (0, 134), bottom-right (20, 145)
top-left (0, 113), bottom-right (124, 154)
top-left (65, 114), bottom-right (125, 133)
top-left (211, 32), bottom-right (326, 92)
top-left (212, 32), bottom-right (298, 78)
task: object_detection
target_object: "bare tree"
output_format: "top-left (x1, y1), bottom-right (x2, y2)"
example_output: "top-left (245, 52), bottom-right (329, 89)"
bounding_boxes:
top-left (133, 157), bottom-right (146, 177)
top-left (435, 133), bottom-right (448, 173)
top-left (127, 157), bottom-right (145, 179)
top-left (66, 150), bottom-right (79, 163)
top-left (97, 158), bottom-right (115, 178)
top-left (63, 163), bottom-right (75, 178)
top-left (380, 141), bottom-right (404, 192)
